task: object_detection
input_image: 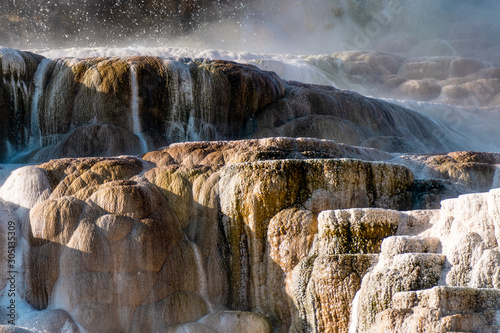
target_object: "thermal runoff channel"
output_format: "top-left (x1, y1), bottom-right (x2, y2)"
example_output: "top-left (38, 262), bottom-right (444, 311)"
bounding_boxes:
top-left (0, 1), bottom-right (499, 332)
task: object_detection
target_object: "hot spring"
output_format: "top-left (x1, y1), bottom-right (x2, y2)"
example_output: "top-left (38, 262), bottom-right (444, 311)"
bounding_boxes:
top-left (0, 0), bottom-right (499, 332)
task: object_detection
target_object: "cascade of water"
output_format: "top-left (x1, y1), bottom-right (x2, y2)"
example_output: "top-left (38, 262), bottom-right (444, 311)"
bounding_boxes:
top-left (7, 78), bottom-right (19, 153)
top-left (389, 156), bottom-right (440, 180)
top-left (389, 99), bottom-right (500, 153)
top-left (253, 57), bottom-right (338, 87)
top-left (129, 63), bottom-right (149, 154)
top-left (0, 47), bottom-right (26, 75)
top-left (4, 141), bottom-right (15, 162)
top-left (188, 240), bottom-right (214, 313)
top-left (29, 59), bottom-right (53, 151)
top-left (190, 65), bottom-right (220, 141)
top-left (0, 49), bottom-right (31, 160)
top-left (42, 47), bottom-right (340, 87)
top-left (160, 58), bottom-right (197, 142)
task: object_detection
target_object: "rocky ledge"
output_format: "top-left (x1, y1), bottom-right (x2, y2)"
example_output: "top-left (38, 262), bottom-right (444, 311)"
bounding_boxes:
top-left (0, 137), bottom-right (498, 332)
top-left (1, 47), bottom-right (476, 163)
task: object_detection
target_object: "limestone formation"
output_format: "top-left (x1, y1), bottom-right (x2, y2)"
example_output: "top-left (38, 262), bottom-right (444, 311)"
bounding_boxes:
top-left (0, 48), bottom-right (42, 161)
top-left (0, 326), bottom-right (34, 333)
top-left (1, 35), bottom-right (500, 333)
top-left (350, 189), bottom-right (500, 332)
top-left (0, 138), bottom-right (410, 331)
top-left (286, 208), bottom-right (398, 332)
top-left (400, 151), bottom-right (500, 192)
top-left (0, 199), bottom-right (15, 292)
top-left (15, 310), bottom-right (81, 333)
top-left (305, 50), bottom-right (500, 108)
top-left (199, 311), bottom-right (273, 333)
top-left (1, 47), bottom-right (482, 163)
top-left (0, 137), bottom-right (499, 332)
top-left (251, 80), bottom-right (464, 153)
top-left (373, 287), bottom-right (500, 333)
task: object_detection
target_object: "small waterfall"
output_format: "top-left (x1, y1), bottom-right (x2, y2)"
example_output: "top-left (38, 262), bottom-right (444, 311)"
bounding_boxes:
top-left (389, 99), bottom-right (500, 152)
top-left (389, 156), bottom-right (439, 180)
top-left (188, 240), bottom-right (214, 313)
top-left (0, 48), bottom-right (32, 160)
top-left (253, 57), bottom-right (338, 87)
top-left (4, 141), bottom-right (15, 161)
top-left (0, 47), bottom-right (26, 74)
top-left (186, 116), bottom-right (201, 142)
top-left (160, 58), bottom-right (196, 142)
top-left (129, 63), bottom-right (149, 154)
top-left (29, 58), bottom-right (52, 151)
top-left (189, 66), bottom-right (219, 142)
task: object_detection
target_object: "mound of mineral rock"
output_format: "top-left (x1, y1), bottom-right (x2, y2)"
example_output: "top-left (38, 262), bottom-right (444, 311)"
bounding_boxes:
top-left (0, 138), bottom-right (498, 332)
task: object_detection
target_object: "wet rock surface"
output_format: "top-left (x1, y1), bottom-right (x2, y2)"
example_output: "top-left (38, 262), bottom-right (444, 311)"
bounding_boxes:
top-left (1, 48), bottom-right (477, 164)
top-left (0, 138), bottom-right (498, 332)
top-left (307, 50), bottom-right (500, 107)
top-left (1, 5), bottom-right (500, 327)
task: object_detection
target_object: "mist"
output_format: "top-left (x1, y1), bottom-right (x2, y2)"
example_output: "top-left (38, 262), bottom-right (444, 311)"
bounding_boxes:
top-left (0, 0), bottom-right (498, 57)
top-left (2, 0), bottom-right (500, 151)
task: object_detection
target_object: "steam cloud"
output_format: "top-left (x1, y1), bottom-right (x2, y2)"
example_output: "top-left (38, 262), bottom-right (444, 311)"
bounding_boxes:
top-left (0, 0), bottom-right (498, 56)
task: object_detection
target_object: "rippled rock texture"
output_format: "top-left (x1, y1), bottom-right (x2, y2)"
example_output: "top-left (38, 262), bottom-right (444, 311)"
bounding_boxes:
top-left (306, 50), bottom-right (500, 107)
top-left (1, 138), bottom-right (415, 332)
top-left (400, 151), bottom-right (500, 192)
top-left (1, 42), bottom-right (500, 332)
top-left (1, 47), bottom-right (474, 163)
top-left (0, 138), bottom-right (499, 332)
top-left (351, 187), bottom-right (500, 333)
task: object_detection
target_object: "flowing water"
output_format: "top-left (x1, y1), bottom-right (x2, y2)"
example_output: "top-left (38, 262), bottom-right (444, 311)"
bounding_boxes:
top-left (189, 240), bottom-right (214, 313)
top-left (1, 0), bottom-right (500, 332)
top-left (129, 62), bottom-right (149, 153)
top-left (29, 59), bottom-right (52, 151)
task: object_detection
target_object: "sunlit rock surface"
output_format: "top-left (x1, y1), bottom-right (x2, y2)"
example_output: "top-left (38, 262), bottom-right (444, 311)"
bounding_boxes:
top-left (311, 51), bottom-right (500, 106)
top-left (372, 286), bottom-right (500, 333)
top-left (1, 44), bottom-right (499, 333)
top-left (350, 188), bottom-right (500, 332)
top-left (27, 45), bottom-right (500, 152)
top-left (398, 151), bottom-right (500, 192)
top-left (0, 138), bottom-right (498, 332)
top-left (1, 47), bottom-right (482, 164)
top-left (1, 0), bottom-right (500, 332)
top-left (0, 325), bottom-right (33, 333)
top-left (39, 47), bottom-right (500, 109)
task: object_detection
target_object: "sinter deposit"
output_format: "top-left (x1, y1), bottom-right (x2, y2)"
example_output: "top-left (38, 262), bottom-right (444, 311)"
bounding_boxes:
top-left (0, 137), bottom-right (499, 332)
top-left (1, 0), bottom-right (500, 331)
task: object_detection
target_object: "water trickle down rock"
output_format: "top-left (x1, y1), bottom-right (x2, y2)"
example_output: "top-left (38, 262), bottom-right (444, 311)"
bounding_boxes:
top-left (6, 54), bottom-right (289, 162)
top-left (217, 158), bottom-right (413, 331)
top-left (400, 151), bottom-right (500, 193)
top-left (1, 140), bottom-right (499, 331)
top-left (0, 138), bottom-right (419, 332)
top-left (1, 47), bottom-right (485, 163)
top-left (251, 80), bottom-right (469, 153)
top-left (0, 48), bottom-right (42, 161)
